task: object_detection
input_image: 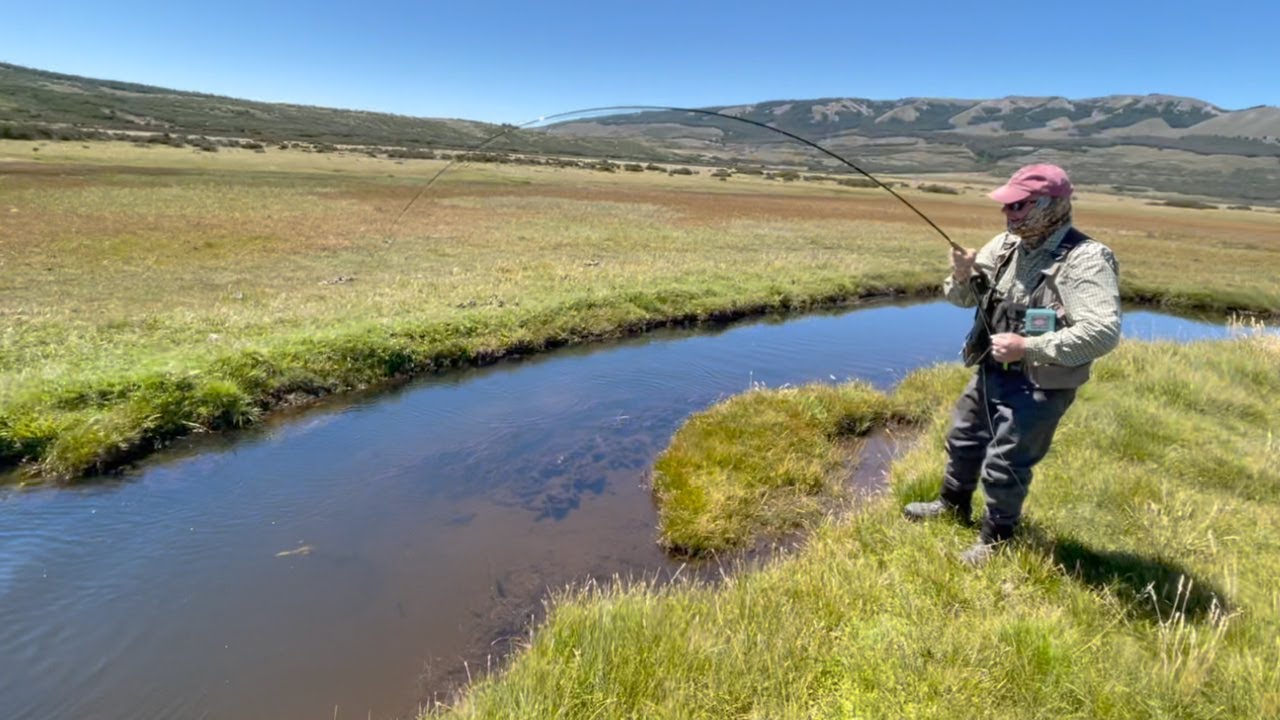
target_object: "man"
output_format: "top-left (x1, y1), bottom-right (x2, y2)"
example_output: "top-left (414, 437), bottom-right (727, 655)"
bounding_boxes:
top-left (904, 164), bottom-right (1121, 565)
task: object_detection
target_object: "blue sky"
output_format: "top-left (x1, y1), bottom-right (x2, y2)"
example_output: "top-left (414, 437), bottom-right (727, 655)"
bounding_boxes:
top-left (3, 0), bottom-right (1275, 122)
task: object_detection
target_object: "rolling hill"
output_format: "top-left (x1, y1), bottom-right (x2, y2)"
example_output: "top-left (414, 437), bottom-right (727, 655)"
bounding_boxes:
top-left (0, 62), bottom-right (658, 159)
top-left (552, 96), bottom-right (1280, 204)
top-left (2, 62), bottom-right (1277, 203)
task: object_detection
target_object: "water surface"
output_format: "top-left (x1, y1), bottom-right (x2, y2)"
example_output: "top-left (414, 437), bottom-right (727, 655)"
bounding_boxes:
top-left (0, 302), bottom-right (1245, 719)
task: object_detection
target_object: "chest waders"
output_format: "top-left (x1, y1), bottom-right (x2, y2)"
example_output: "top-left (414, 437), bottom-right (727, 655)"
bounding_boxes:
top-left (936, 227), bottom-right (1091, 543)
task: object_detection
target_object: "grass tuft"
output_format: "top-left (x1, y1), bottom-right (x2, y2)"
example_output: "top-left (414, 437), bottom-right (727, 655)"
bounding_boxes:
top-left (651, 370), bottom-right (965, 555)
top-left (653, 382), bottom-right (894, 554)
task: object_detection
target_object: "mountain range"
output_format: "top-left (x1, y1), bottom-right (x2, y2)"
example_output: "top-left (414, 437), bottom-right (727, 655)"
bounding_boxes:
top-left (587, 94), bottom-right (1280, 144)
top-left (2, 62), bottom-right (1277, 203)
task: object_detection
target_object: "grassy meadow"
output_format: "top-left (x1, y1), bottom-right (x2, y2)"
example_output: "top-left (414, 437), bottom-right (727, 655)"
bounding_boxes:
top-left (5, 137), bottom-right (1280, 719)
top-left (445, 333), bottom-right (1280, 719)
top-left (2, 139), bottom-right (1278, 478)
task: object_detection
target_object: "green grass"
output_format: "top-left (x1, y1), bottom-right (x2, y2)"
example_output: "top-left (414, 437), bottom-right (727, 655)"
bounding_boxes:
top-left (653, 380), bottom-right (936, 555)
top-left (442, 333), bottom-right (1280, 719)
top-left (3, 142), bottom-right (1279, 479)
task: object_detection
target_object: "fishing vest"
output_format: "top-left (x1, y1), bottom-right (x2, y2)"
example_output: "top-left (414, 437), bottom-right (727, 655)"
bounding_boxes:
top-left (962, 227), bottom-right (1094, 390)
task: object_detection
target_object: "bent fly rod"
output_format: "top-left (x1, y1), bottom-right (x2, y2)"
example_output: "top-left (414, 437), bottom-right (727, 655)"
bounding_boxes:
top-left (390, 103), bottom-right (1014, 469)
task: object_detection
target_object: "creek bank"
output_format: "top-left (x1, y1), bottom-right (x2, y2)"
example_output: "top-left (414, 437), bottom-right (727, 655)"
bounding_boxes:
top-left (4, 284), bottom-right (940, 483)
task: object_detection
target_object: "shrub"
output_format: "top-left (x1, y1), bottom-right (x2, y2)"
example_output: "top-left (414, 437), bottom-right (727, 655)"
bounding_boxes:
top-left (386, 148), bottom-right (436, 160)
top-left (837, 177), bottom-right (878, 188)
top-left (185, 137), bottom-right (217, 153)
top-left (0, 124), bottom-right (40, 140)
top-left (58, 128), bottom-right (82, 141)
top-left (192, 137), bottom-right (219, 152)
top-left (776, 171), bottom-right (800, 182)
top-left (455, 152), bottom-right (509, 164)
top-left (918, 183), bottom-right (961, 195)
top-left (710, 168), bottom-right (732, 178)
top-left (1156, 199), bottom-right (1217, 210)
top-left (1226, 205), bottom-right (1253, 211)
top-left (623, 163), bottom-right (645, 172)
top-left (0, 124), bottom-right (98, 142)
top-left (668, 167), bottom-right (694, 176)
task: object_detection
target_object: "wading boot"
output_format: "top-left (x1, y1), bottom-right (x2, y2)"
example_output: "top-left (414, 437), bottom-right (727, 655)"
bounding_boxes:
top-left (902, 497), bottom-right (971, 525)
top-left (959, 539), bottom-right (998, 566)
top-left (960, 522), bottom-right (1014, 567)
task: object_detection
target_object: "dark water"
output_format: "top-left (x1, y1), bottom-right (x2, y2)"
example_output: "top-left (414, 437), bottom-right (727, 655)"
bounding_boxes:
top-left (0, 302), bottom-right (1247, 720)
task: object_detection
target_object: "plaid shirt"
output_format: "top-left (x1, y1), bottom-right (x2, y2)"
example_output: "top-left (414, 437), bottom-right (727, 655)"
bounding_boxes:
top-left (943, 226), bottom-right (1122, 367)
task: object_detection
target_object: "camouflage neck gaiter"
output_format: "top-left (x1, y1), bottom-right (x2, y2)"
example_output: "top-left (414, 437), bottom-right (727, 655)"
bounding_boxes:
top-left (1008, 195), bottom-right (1073, 247)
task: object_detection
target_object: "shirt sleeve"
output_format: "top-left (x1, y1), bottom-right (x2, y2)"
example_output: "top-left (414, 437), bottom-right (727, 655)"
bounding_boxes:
top-left (1023, 243), bottom-right (1122, 367)
top-left (942, 234), bottom-right (1006, 308)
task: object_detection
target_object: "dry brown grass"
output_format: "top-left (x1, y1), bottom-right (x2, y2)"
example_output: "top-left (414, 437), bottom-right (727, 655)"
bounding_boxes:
top-left (2, 140), bottom-right (1277, 476)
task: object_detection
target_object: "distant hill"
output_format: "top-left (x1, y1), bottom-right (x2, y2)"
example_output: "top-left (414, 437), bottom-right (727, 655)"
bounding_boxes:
top-left (572, 95), bottom-right (1280, 146)
top-left (0, 62), bottom-right (657, 159)
top-left (2, 62), bottom-right (1277, 203)
top-left (0, 62), bottom-right (495, 146)
top-left (553, 96), bottom-right (1280, 204)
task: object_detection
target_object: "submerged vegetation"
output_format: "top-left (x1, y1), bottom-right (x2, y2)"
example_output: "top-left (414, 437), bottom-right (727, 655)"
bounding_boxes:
top-left (445, 333), bottom-right (1280, 718)
top-left (2, 141), bottom-right (1279, 479)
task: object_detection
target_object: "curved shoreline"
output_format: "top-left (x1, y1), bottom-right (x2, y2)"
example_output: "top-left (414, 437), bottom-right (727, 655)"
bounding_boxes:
top-left (2, 280), bottom-right (1273, 483)
top-left (5, 282), bottom-right (941, 482)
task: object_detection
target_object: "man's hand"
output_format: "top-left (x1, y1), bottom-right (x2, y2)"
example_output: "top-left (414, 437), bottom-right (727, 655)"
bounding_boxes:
top-left (991, 333), bottom-right (1026, 363)
top-left (951, 247), bottom-right (977, 281)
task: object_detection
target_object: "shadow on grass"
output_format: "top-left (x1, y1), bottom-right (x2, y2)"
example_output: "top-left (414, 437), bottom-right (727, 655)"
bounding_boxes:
top-left (1020, 523), bottom-right (1230, 623)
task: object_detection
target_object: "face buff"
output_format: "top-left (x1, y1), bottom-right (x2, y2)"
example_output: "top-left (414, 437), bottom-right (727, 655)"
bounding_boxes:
top-left (1007, 195), bottom-right (1073, 247)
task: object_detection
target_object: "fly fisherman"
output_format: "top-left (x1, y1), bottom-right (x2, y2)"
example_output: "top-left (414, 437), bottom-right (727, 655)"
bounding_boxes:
top-left (904, 164), bottom-right (1121, 565)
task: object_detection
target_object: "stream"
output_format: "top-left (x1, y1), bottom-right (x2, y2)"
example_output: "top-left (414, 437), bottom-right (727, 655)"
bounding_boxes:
top-left (0, 301), bottom-right (1245, 720)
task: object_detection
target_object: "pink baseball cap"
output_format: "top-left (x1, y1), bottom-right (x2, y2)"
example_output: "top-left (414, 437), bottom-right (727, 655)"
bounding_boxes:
top-left (989, 164), bottom-right (1073, 204)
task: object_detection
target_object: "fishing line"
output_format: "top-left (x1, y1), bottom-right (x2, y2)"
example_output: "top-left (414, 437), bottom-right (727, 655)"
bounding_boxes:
top-left (389, 104), bottom-right (1014, 527)
top-left (390, 105), bottom-right (964, 252)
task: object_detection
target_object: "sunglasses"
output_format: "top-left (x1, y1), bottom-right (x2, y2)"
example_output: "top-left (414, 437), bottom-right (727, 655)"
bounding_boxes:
top-left (1003, 199), bottom-right (1033, 212)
